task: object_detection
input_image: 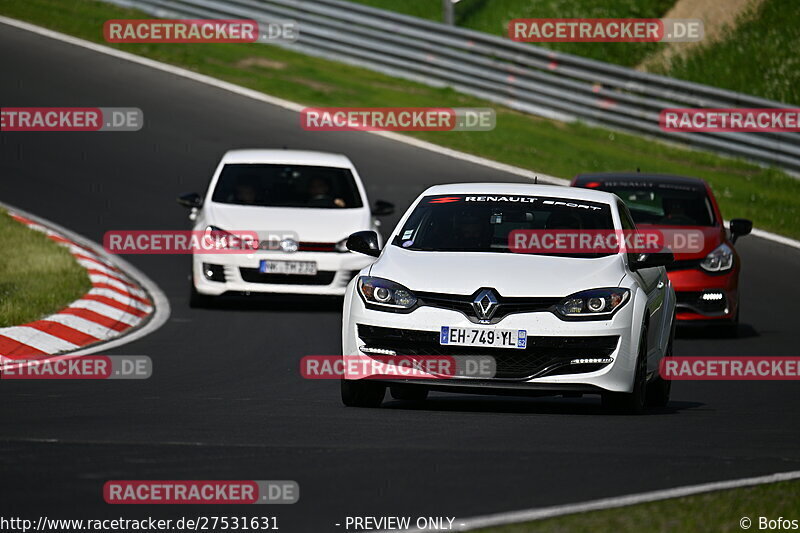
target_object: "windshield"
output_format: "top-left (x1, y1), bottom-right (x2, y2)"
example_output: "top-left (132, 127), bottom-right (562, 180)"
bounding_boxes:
top-left (392, 194), bottom-right (615, 256)
top-left (586, 180), bottom-right (715, 226)
top-left (211, 163), bottom-right (363, 209)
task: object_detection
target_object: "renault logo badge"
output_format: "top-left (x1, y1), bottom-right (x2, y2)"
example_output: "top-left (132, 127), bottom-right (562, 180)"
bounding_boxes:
top-left (473, 289), bottom-right (499, 320)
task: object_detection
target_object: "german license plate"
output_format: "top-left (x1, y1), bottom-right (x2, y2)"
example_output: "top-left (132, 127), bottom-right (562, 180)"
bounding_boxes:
top-left (259, 260), bottom-right (317, 276)
top-left (440, 327), bottom-right (527, 349)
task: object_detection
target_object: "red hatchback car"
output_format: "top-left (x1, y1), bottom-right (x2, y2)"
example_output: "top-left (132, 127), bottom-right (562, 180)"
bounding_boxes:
top-left (572, 173), bottom-right (752, 335)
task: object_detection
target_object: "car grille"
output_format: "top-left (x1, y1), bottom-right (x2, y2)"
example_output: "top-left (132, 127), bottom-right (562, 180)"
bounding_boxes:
top-left (357, 325), bottom-right (618, 380)
top-left (676, 291), bottom-right (728, 315)
top-left (666, 258), bottom-right (703, 272)
top-left (415, 290), bottom-right (560, 324)
top-left (239, 268), bottom-right (336, 285)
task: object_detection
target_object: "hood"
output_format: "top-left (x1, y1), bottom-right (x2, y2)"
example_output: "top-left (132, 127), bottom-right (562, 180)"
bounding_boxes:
top-left (206, 203), bottom-right (370, 242)
top-left (370, 246), bottom-right (626, 297)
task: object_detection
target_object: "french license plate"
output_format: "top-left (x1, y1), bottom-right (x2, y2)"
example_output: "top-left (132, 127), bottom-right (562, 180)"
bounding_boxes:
top-left (440, 327), bottom-right (527, 349)
top-left (259, 260), bottom-right (317, 276)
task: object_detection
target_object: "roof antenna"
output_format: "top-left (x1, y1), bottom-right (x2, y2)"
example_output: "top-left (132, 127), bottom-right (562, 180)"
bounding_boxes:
top-left (636, 167), bottom-right (641, 173)
top-left (534, 176), bottom-right (538, 184)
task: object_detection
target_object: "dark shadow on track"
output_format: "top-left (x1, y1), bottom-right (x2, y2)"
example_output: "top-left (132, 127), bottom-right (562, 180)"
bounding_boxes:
top-left (191, 293), bottom-right (344, 313)
top-left (382, 395), bottom-right (704, 416)
top-left (676, 323), bottom-right (759, 340)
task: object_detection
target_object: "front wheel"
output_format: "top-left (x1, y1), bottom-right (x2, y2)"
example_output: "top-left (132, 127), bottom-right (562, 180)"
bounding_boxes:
top-left (341, 379), bottom-right (385, 408)
top-left (390, 385), bottom-right (429, 402)
top-left (189, 277), bottom-right (212, 308)
top-left (647, 337), bottom-right (673, 408)
top-left (603, 325), bottom-right (648, 415)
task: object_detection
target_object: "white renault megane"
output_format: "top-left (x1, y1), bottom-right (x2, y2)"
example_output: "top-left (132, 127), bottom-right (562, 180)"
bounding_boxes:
top-left (178, 149), bottom-right (393, 306)
top-left (341, 183), bottom-right (676, 413)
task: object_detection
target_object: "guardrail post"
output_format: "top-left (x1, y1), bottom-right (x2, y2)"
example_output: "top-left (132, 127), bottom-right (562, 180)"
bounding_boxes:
top-left (442, 0), bottom-right (454, 25)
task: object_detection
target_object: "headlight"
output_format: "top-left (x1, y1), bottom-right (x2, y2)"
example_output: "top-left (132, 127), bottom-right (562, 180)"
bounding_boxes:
top-left (203, 225), bottom-right (254, 250)
top-left (700, 243), bottom-right (734, 272)
top-left (556, 288), bottom-right (630, 319)
top-left (358, 276), bottom-right (417, 309)
top-left (335, 238), bottom-right (349, 252)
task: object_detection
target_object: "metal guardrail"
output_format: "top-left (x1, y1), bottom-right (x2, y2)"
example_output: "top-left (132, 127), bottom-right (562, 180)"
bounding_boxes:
top-left (105, 0), bottom-right (800, 173)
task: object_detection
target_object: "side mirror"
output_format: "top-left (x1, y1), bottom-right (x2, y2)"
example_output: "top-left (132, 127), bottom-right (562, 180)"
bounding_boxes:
top-left (729, 218), bottom-right (752, 244)
top-left (346, 230), bottom-right (381, 257)
top-left (177, 192), bottom-right (203, 209)
top-left (372, 200), bottom-right (394, 217)
top-left (630, 251), bottom-right (674, 271)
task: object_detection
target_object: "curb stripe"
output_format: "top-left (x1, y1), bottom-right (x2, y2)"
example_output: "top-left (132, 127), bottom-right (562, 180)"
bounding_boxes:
top-left (76, 259), bottom-right (121, 277)
top-left (27, 321), bottom-right (100, 345)
top-left (68, 300), bottom-right (141, 326)
top-left (91, 282), bottom-right (151, 305)
top-left (0, 327), bottom-right (78, 354)
top-left (80, 294), bottom-right (149, 317)
top-left (0, 336), bottom-right (47, 358)
top-left (0, 207), bottom-right (157, 361)
top-left (87, 288), bottom-right (153, 312)
top-left (74, 253), bottom-right (120, 271)
top-left (59, 308), bottom-right (131, 332)
top-left (87, 270), bottom-right (139, 290)
top-left (40, 314), bottom-right (119, 340)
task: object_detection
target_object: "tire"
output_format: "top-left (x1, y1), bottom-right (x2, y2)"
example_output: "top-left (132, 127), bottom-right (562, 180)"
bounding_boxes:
top-left (722, 306), bottom-right (740, 338)
top-left (603, 325), bottom-right (648, 415)
top-left (390, 385), bottom-right (429, 402)
top-left (189, 279), bottom-right (211, 308)
top-left (341, 379), bottom-right (385, 408)
top-left (647, 336), bottom-right (673, 408)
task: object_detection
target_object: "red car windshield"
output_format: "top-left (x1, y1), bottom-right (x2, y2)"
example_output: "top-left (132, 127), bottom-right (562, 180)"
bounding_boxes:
top-left (588, 182), bottom-right (715, 227)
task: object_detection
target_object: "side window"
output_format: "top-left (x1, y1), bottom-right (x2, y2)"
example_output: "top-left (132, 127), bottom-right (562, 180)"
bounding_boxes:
top-left (617, 201), bottom-right (638, 263)
top-left (617, 201), bottom-right (636, 230)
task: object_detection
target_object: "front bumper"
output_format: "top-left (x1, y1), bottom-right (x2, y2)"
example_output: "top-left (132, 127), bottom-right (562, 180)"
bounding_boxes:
top-left (193, 251), bottom-right (374, 296)
top-left (669, 267), bottom-right (738, 322)
top-left (343, 294), bottom-right (640, 393)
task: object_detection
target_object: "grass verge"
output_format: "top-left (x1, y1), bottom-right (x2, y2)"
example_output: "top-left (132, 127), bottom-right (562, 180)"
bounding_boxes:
top-left (474, 479), bottom-right (800, 533)
top-left (1, 0), bottom-right (799, 239)
top-left (650, 0), bottom-right (800, 105)
top-left (0, 210), bottom-right (92, 327)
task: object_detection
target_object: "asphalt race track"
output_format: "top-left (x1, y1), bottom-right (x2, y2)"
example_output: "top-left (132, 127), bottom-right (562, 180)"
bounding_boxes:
top-left (2, 23), bottom-right (800, 531)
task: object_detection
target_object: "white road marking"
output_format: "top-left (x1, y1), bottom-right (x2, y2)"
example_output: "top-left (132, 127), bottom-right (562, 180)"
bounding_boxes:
top-left (423, 469), bottom-right (800, 532)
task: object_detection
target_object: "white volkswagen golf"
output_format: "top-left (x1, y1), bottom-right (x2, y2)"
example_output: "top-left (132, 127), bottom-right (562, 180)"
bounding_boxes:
top-left (178, 149), bottom-right (393, 306)
top-left (341, 183), bottom-right (676, 413)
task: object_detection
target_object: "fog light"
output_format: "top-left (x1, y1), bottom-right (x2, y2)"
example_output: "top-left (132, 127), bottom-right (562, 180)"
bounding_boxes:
top-left (359, 346), bottom-right (397, 356)
top-left (202, 263), bottom-right (225, 282)
top-left (570, 357), bottom-right (613, 365)
top-left (701, 292), bottom-right (724, 301)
